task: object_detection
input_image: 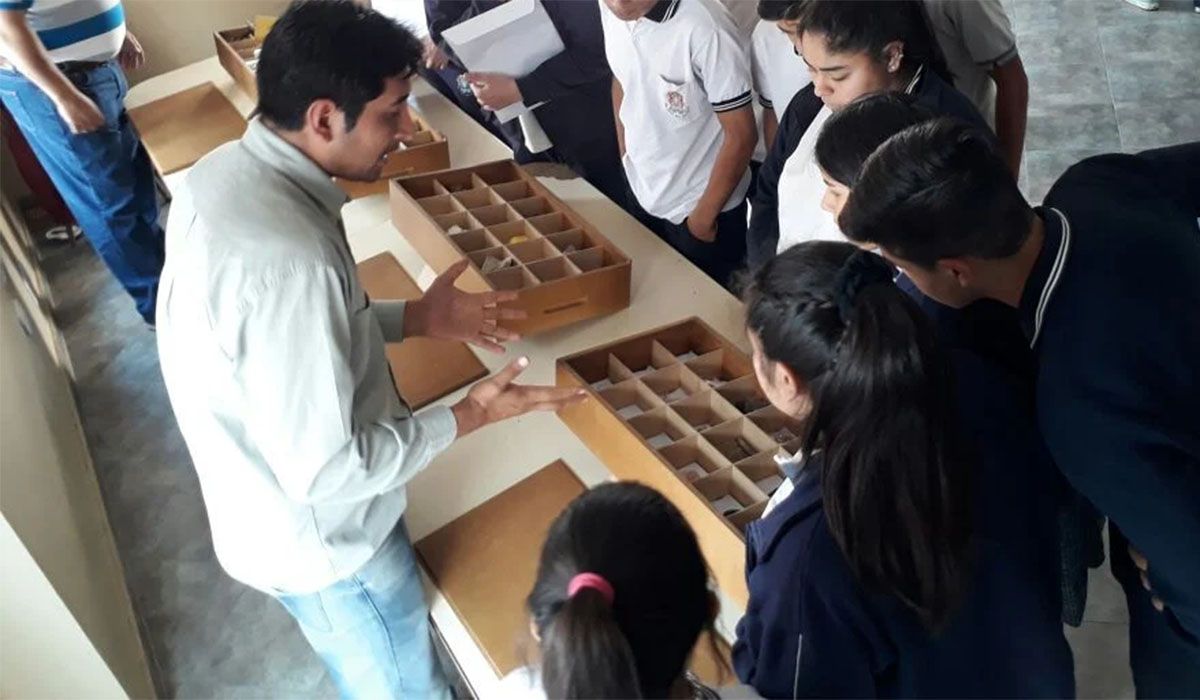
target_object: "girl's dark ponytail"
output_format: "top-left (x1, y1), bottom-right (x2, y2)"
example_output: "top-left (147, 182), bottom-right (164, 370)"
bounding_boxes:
top-left (744, 243), bottom-right (972, 631)
top-left (540, 587), bottom-right (640, 699)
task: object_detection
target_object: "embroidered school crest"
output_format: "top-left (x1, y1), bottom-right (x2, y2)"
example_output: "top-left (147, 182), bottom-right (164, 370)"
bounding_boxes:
top-left (665, 87), bottom-right (689, 119)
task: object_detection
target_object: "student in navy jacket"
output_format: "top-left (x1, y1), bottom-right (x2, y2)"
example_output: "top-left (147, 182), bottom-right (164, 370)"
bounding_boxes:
top-left (733, 243), bottom-right (1073, 698)
top-left (423, 0), bottom-right (631, 212)
top-left (836, 107), bottom-right (1200, 696)
top-left (746, 0), bottom-right (987, 270)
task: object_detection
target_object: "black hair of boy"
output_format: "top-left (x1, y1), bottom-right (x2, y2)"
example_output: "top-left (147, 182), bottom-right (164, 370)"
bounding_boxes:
top-left (743, 241), bottom-right (972, 631)
top-left (256, 0), bottom-right (423, 131)
top-left (756, 0), bottom-right (801, 21)
top-left (814, 92), bottom-right (933, 188)
top-left (794, 0), bottom-right (953, 84)
top-left (840, 117), bottom-right (1035, 268)
top-left (527, 482), bottom-right (717, 698)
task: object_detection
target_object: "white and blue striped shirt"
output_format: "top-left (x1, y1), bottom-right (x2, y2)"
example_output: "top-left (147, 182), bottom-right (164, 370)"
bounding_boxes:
top-left (0, 0), bottom-right (126, 63)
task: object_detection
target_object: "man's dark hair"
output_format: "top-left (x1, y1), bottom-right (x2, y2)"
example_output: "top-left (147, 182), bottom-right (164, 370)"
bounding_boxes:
top-left (757, 0), bottom-right (801, 21)
top-left (840, 116), bottom-right (1035, 268)
top-left (256, 0), bottom-right (422, 131)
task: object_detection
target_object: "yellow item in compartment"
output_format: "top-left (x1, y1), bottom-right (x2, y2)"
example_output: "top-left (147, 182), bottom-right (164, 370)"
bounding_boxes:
top-left (253, 15), bottom-right (278, 42)
top-left (508, 235), bottom-right (529, 244)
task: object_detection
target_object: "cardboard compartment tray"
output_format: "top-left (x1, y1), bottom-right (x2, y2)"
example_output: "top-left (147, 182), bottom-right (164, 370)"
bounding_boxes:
top-left (554, 318), bottom-right (805, 606)
top-left (390, 160), bottom-right (631, 335)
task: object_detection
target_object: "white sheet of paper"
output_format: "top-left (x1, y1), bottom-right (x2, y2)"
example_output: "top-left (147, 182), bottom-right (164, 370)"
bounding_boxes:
top-left (677, 351), bottom-right (699, 361)
top-left (755, 474), bottom-right (784, 495)
top-left (592, 378), bottom-right (614, 391)
top-left (442, 0), bottom-right (564, 123)
top-left (617, 404), bottom-right (644, 420)
top-left (710, 494), bottom-right (744, 516)
top-left (647, 433), bottom-right (674, 449)
top-left (677, 464), bottom-right (707, 482)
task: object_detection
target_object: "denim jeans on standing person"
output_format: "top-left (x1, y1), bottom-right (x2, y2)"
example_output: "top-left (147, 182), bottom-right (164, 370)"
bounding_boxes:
top-left (275, 521), bottom-right (452, 700)
top-left (0, 60), bottom-right (164, 323)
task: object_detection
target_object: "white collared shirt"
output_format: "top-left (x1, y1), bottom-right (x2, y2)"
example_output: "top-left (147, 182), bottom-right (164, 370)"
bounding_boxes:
top-left (922, 0), bottom-right (1017, 128)
top-left (156, 119), bottom-right (457, 595)
top-left (601, 0), bottom-right (754, 224)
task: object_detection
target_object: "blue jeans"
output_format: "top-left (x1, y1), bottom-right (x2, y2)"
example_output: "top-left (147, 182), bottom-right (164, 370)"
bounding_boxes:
top-left (275, 522), bottom-right (451, 700)
top-left (0, 61), bottom-right (164, 323)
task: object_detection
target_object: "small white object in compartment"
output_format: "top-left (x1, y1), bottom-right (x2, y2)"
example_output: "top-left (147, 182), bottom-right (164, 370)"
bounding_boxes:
top-left (709, 494), bottom-right (744, 517)
top-left (676, 351), bottom-right (699, 361)
top-left (772, 428), bottom-right (799, 444)
top-left (677, 463), bottom-right (707, 482)
top-left (632, 367), bottom-right (654, 378)
top-left (703, 377), bottom-right (725, 389)
top-left (693, 422), bottom-right (712, 432)
top-left (447, 224), bottom-right (466, 235)
top-left (479, 255), bottom-right (516, 274)
top-left (647, 433), bottom-right (674, 449)
top-left (663, 387), bottom-right (689, 403)
top-left (617, 404), bottom-right (645, 420)
top-left (755, 474), bottom-right (784, 495)
top-left (591, 378), bottom-right (614, 391)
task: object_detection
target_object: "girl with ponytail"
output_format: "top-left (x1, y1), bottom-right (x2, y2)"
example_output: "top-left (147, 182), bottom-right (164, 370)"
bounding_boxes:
top-left (500, 482), bottom-right (758, 699)
top-left (732, 241), bottom-right (1073, 698)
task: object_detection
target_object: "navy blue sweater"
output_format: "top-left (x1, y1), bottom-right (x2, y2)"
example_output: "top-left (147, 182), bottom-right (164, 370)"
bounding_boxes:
top-left (746, 70), bottom-right (986, 269)
top-left (732, 286), bottom-right (1074, 698)
top-left (1029, 143), bottom-right (1200, 644)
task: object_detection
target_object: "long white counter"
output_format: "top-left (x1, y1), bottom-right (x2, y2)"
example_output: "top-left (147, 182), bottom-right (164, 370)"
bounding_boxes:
top-left (126, 57), bottom-right (750, 697)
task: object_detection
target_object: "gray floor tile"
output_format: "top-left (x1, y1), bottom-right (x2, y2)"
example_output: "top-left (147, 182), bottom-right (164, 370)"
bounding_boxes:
top-left (1015, 23), bottom-right (1106, 66)
top-left (1065, 622), bottom-right (1135, 699)
top-left (1026, 62), bottom-right (1113, 109)
top-left (1009, 0), bottom-right (1100, 33)
top-left (1099, 14), bottom-right (1200, 62)
top-left (1114, 97), bottom-right (1200, 149)
top-left (1107, 59), bottom-right (1200, 102)
top-left (1025, 103), bottom-right (1122, 152)
top-left (1094, 0), bottom-right (1198, 24)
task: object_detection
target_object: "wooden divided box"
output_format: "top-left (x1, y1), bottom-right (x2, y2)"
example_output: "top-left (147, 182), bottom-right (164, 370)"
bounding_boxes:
top-left (390, 160), bottom-right (631, 335)
top-left (555, 318), bottom-right (804, 606)
top-left (213, 26), bottom-right (260, 99)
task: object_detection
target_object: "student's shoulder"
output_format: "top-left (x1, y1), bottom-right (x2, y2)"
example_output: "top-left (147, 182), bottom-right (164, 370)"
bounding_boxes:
top-left (916, 71), bottom-right (988, 128)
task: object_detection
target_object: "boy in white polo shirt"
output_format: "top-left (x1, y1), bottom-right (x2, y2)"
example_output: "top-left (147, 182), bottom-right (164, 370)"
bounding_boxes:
top-left (601, 0), bottom-right (757, 288)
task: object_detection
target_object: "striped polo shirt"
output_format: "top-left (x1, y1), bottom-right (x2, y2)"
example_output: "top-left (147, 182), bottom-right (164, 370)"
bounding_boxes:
top-left (0, 0), bottom-right (126, 63)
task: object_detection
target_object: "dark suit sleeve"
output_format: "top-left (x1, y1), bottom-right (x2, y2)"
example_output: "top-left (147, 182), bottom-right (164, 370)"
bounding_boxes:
top-left (747, 87), bottom-right (818, 269)
top-left (1138, 142), bottom-right (1200, 218)
top-left (424, 0), bottom-right (475, 45)
top-left (515, 0), bottom-right (611, 106)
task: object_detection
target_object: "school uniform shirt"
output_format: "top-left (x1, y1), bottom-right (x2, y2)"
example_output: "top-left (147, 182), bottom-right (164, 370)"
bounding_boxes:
top-left (0, 0), bottom-right (125, 63)
top-left (1027, 143), bottom-right (1200, 643)
top-left (601, 0), bottom-right (754, 225)
top-left (156, 119), bottom-right (458, 596)
top-left (746, 67), bottom-right (985, 269)
top-left (732, 287), bottom-right (1074, 697)
top-left (749, 19), bottom-right (810, 163)
top-left (923, 0), bottom-right (1017, 128)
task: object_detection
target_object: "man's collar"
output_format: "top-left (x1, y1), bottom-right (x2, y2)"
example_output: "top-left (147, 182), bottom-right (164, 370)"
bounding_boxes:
top-left (1019, 207), bottom-right (1072, 348)
top-left (644, 0), bottom-right (681, 23)
top-left (241, 118), bottom-right (349, 222)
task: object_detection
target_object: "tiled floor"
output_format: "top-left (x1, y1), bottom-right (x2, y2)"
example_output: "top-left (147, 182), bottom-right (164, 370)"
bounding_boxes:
top-left (31, 3), bottom-right (1198, 698)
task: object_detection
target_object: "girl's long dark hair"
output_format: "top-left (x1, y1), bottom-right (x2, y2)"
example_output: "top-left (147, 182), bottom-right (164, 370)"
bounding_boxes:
top-left (528, 482), bottom-right (714, 698)
top-left (788, 0), bottom-right (953, 84)
top-left (743, 241), bottom-right (971, 631)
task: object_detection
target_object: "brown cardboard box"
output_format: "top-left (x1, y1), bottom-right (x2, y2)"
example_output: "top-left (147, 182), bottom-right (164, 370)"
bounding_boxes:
top-left (213, 26), bottom-right (259, 100)
top-left (555, 318), bottom-right (804, 607)
top-left (389, 160), bottom-right (632, 336)
top-left (127, 82), bottom-right (247, 176)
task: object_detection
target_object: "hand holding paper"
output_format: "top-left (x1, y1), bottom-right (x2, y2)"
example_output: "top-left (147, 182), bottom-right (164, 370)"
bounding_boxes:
top-left (465, 72), bottom-right (523, 112)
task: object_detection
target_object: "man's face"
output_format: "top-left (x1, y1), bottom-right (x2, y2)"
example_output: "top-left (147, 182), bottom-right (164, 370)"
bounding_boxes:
top-left (879, 249), bottom-right (978, 309)
top-left (329, 75), bottom-right (415, 182)
top-left (603, 0), bottom-right (658, 21)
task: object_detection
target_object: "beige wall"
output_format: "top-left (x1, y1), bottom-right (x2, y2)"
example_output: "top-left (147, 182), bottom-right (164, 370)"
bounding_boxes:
top-left (1, 514), bottom-right (130, 700)
top-left (0, 271), bottom-right (155, 697)
top-left (123, 0), bottom-right (289, 82)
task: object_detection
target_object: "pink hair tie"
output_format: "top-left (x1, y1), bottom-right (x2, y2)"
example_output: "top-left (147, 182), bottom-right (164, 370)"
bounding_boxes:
top-left (567, 572), bottom-right (615, 606)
